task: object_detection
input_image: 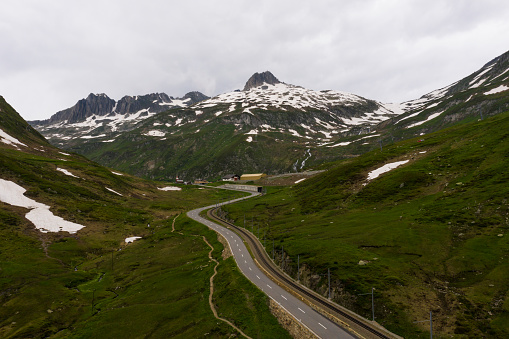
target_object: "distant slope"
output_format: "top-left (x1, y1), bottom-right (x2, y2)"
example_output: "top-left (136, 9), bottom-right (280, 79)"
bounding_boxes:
top-left (223, 109), bottom-right (509, 338)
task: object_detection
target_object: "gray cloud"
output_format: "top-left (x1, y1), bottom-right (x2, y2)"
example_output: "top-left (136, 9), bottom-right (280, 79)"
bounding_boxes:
top-left (1, 0), bottom-right (509, 120)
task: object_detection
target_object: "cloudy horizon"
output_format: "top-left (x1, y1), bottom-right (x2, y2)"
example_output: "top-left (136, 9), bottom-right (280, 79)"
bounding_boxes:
top-left (1, 0), bottom-right (509, 121)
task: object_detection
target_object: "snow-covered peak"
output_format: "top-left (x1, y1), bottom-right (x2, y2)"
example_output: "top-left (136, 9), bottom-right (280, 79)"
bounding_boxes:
top-left (196, 82), bottom-right (371, 112)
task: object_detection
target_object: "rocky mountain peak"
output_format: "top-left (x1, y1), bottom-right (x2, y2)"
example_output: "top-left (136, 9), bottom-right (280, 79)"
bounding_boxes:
top-left (243, 71), bottom-right (280, 91)
top-left (183, 91), bottom-right (210, 103)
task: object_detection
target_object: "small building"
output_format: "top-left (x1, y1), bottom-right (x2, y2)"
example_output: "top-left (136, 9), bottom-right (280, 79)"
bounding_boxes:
top-left (193, 179), bottom-right (210, 185)
top-left (175, 176), bottom-right (184, 183)
top-left (240, 173), bottom-right (266, 181)
top-left (222, 174), bottom-right (240, 181)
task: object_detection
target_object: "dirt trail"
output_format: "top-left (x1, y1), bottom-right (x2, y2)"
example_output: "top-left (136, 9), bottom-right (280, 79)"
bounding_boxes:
top-left (172, 213), bottom-right (250, 338)
top-left (201, 235), bottom-right (252, 339)
top-left (171, 214), bottom-right (179, 233)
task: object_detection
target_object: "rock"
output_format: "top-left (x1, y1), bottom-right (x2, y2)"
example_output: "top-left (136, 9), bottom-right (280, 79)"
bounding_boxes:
top-left (243, 71), bottom-right (281, 91)
top-left (358, 260), bottom-right (370, 265)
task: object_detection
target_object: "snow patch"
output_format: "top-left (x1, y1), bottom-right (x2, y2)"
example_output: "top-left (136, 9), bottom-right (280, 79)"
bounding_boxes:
top-left (106, 187), bottom-right (123, 196)
top-left (125, 236), bottom-right (141, 243)
top-left (144, 130), bottom-right (166, 137)
top-left (406, 111), bottom-right (444, 128)
top-left (111, 171), bottom-right (124, 176)
top-left (326, 141), bottom-right (351, 147)
top-left (246, 136), bottom-right (253, 142)
top-left (484, 85), bottom-right (509, 95)
top-left (57, 167), bottom-right (80, 178)
top-left (294, 178), bottom-right (306, 184)
top-left (0, 128), bottom-right (27, 147)
top-left (0, 178), bottom-right (85, 233)
top-left (158, 186), bottom-right (182, 191)
top-left (367, 160), bottom-right (409, 181)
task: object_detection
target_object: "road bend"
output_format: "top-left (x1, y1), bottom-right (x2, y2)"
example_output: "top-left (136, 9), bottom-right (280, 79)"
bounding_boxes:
top-left (187, 190), bottom-right (356, 339)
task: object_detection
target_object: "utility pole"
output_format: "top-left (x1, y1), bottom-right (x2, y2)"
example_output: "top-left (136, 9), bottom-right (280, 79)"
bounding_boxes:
top-left (359, 287), bottom-right (375, 321)
top-left (272, 240), bottom-right (274, 260)
top-left (415, 311), bottom-right (433, 339)
top-left (328, 268), bottom-right (331, 299)
top-left (281, 245), bottom-right (284, 269)
top-left (297, 255), bottom-right (300, 282)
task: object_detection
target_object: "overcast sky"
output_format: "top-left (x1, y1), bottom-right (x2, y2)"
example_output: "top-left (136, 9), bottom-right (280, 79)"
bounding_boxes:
top-left (1, 0), bottom-right (509, 121)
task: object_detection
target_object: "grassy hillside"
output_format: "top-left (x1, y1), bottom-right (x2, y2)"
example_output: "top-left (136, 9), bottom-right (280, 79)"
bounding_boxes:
top-left (222, 111), bottom-right (509, 338)
top-left (0, 97), bottom-right (290, 338)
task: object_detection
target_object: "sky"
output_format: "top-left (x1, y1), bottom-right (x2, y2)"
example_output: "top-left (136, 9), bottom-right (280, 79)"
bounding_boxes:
top-left (1, 0), bottom-right (509, 121)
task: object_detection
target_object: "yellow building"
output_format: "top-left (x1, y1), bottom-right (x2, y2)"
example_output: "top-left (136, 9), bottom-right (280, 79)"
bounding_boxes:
top-left (240, 173), bottom-right (266, 181)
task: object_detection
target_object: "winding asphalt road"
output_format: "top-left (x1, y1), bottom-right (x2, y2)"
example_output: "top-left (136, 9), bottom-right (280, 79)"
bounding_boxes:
top-left (187, 190), bottom-right (356, 339)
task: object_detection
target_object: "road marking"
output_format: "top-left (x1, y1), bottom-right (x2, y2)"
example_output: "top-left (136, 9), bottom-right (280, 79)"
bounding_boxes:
top-left (319, 322), bottom-right (327, 330)
top-left (238, 248), bottom-right (241, 252)
top-left (281, 295), bottom-right (287, 300)
top-left (298, 307), bottom-right (305, 313)
top-left (267, 284), bottom-right (272, 289)
top-left (256, 275), bottom-right (260, 279)
top-left (241, 254), bottom-right (243, 257)
top-left (244, 260), bottom-right (247, 263)
top-left (249, 267), bottom-right (252, 271)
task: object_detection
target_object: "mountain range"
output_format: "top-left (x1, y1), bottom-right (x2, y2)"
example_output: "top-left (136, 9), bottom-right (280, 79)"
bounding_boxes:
top-left (29, 51), bottom-right (509, 181)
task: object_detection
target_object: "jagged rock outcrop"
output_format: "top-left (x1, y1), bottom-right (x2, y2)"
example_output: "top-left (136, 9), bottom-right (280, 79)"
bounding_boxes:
top-left (45, 93), bottom-right (115, 125)
top-left (183, 91), bottom-right (210, 103)
top-left (243, 71), bottom-right (281, 91)
top-left (29, 91), bottom-right (209, 126)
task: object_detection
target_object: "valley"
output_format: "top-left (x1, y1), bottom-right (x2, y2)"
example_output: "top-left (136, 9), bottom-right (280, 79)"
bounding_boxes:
top-left (1, 48), bottom-right (508, 338)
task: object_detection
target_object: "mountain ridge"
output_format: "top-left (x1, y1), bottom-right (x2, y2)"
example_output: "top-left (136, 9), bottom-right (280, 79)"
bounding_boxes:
top-left (29, 50), bottom-right (509, 180)
top-left (29, 91), bottom-right (209, 126)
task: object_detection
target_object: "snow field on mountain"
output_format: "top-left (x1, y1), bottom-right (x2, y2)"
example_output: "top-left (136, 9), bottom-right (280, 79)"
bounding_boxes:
top-left (484, 85), bottom-right (509, 95)
top-left (0, 178), bottom-right (86, 233)
top-left (0, 128), bottom-right (27, 148)
top-left (406, 110), bottom-right (444, 129)
top-left (196, 82), bottom-right (372, 115)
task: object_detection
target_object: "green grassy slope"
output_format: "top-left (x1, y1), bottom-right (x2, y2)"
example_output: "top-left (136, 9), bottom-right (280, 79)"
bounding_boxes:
top-left (0, 97), bottom-right (289, 338)
top-left (223, 111), bottom-right (509, 338)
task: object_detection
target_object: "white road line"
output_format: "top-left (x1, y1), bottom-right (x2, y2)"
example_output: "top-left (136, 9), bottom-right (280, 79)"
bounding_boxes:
top-left (241, 254), bottom-right (243, 257)
top-left (267, 284), bottom-right (272, 289)
top-left (281, 295), bottom-right (287, 300)
top-left (256, 275), bottom-right (260, 279)
top-left (319, 322), bottom-right (327, 330)
top-left (244, 260), bottom-right (247, 263)
top-left (298, 307), bottom-right (306, 313)
top-left (249, 267), bottom-right (252, 271)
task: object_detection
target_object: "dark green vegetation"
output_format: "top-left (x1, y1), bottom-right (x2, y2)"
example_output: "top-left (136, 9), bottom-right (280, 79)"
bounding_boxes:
top-left (0, 97), bottom-right (289, 338)
top-left (223, 111), bottom-right (509, 338)
top-left (73, 104), bottom-right (315, 180)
